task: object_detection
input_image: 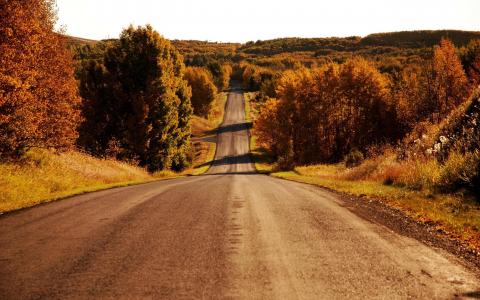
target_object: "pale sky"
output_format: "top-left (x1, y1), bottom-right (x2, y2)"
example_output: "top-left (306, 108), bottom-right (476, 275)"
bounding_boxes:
top-left (56, 0), bottom-right (480, 42)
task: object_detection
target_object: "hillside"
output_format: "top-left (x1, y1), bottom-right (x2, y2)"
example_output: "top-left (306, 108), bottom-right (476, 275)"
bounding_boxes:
top-left (67, 30), bottom-right (480, 68)
top-left (238, 30), bottom-right (480, 55)
top-left (64, 35), bottom-right (97, 47)
top-left (361, 30), bottom-right (480, 48)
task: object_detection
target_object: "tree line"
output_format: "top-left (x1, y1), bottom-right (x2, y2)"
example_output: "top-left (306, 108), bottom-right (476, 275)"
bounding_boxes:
top-left (253, 39), bottom-right (478, 169)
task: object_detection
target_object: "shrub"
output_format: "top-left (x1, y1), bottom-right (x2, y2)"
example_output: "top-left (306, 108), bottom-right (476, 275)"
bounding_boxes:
top-left (436, 151), bottom-right (480, 193)
top-left (345, 149), bottom-right (364, 168)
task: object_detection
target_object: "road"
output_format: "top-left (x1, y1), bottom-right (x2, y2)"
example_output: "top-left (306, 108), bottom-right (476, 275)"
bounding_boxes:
top-left (0, 87), bottom-right (479, 299)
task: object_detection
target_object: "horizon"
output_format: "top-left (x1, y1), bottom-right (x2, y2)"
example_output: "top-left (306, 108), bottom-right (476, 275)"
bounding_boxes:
top-left (68, 28), bottom-right (480, 44)
top-left (56, 0), bottom-right (480, 43)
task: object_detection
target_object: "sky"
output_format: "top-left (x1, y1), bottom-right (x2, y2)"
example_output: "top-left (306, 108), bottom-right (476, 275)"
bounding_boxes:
top-left (56, 0), bottom-right (480, 43)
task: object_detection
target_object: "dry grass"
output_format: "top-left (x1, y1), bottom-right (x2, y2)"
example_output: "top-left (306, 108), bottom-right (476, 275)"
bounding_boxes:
top-left (187, 140), bottom-right (216, 175)
top-left (0, 149), bottom-right (158, 213)
top-left (191, 92), bottom-right (227, 137)
top-left (188, 92), bottom-right (227, 175)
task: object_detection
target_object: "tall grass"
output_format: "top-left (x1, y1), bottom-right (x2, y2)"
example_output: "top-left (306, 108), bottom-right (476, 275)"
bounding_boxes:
top-left (0, 149), bottom-right (156, 213)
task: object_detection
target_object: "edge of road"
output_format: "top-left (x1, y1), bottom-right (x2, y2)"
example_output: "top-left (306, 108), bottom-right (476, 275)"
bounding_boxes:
top-left (0, 176), bottom-right (193, 218)
top-left (202, 87), bottom-right (231, 175)
top-left (273, 174), bottom-right (480, 276)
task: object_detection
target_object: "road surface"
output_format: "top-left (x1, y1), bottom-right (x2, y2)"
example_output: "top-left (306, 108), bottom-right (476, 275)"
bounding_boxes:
top-left (0, 86), bottom-right (479, 299)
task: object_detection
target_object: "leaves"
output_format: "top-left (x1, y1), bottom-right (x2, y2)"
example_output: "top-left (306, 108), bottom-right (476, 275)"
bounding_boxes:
top-left (184, 67), bottom-right (218, 117)
top-left (0, 0), bottom-right (81, 159)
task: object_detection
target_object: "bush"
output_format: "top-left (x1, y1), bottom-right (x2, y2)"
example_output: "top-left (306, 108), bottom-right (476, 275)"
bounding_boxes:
top-left (436, 151), bottom-right (480, 193)
top-left (345, 149), bottom-right (364, 168)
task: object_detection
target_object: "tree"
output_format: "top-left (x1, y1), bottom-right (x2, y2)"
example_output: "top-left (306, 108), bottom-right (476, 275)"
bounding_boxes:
top-left (254, 58), bottom-right (396, 168)
top-left (184, 67), bottom-right (217, 117)
top-left (468, 55), bottom-right (480, 86)
top-left (460, 39), bottom-right (480, 85)
top-left (253, 98), bottom-right (281, 153)
top-left (431, 39), bottom-right (470, 117)
top-left (207, 62), bottom-right (232, 91)
top-left (79, 25), bottom-right (192, 172)
top-left (77, 60), bottom-right (117, 156)
top-left (0, 0), bottom-right (81, 159)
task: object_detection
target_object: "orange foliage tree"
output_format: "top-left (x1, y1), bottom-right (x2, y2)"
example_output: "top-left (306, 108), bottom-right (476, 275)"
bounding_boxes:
top-left (184, 67), bottom-right (218, 117)
top-left (392, 38), bottom-right (470, 130)
top-left (254, 58), bottom-right (396, 167)
top-left (431, 39), bottom-right (470, 118)
top-left (0, 0), bottom-right (81, 159)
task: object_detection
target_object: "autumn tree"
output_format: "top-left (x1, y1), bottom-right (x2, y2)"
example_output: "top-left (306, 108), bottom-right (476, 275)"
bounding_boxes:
top-left (430, 39), bottom-right (470, 117)
top-left (460, 39), bottom-right (480, 85)
top-left (254, 58), bottom-right (395, 167)
top-left (468, 56), bottom-right (480, 86)
top-left (0, 0), bottom-right (81, 159)
top-left (207, 62), bottom-right (232, 91)
top-left (253, 98), bottom-right (281, 154)
top-left (184, 67), bottom-right (218, 117)
top-left (79, 25), bottom-right (192, 171)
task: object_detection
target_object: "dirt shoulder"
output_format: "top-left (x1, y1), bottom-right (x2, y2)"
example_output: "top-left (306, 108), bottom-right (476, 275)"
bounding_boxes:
top-left (296, 179), bottom-right (480, 274)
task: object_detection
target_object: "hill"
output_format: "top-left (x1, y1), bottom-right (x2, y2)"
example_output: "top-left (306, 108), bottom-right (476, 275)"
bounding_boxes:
top-left (361, 30), bottom-right (480, 48)
top-left (64, 35), bottom-right (97, 47)
top-left (238, 30), bottom-right (480, 55)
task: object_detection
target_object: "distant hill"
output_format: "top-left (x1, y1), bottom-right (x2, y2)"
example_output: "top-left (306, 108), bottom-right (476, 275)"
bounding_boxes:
top-left (68, 30), bottom-right (480, 71)
top-left (171, 40), bottom-right (240, 56)
top-left (238, 36), bottom-right (362, 55)
top-left (238, 30), bottom-right (480, 55)
top-left (64, 35), bottom-right (98, 47)
top-left (361, 30), bottom-right (480, 48)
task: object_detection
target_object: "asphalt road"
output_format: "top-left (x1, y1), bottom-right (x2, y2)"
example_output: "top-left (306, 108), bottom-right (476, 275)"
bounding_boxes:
top-left (0, 87), bottom-right (479, 299)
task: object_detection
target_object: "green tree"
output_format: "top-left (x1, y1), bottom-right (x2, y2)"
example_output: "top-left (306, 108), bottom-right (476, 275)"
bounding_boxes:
top-left (79, 25), bottom-right (192, 172)
top-left (77, 60), bottom-right (117, 156)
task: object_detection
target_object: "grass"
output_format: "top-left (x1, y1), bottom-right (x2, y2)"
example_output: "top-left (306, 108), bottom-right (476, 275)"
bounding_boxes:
top-left (191, 92), bottom-right (228, 137)
top-left (0, 93), bottom-right (228, 214)
top-left (188, 92), bottom-right (228, 174)
top-left (0, 149), bottom-right (161, 213)
top-left (188, 141), bottom-right (216, 175)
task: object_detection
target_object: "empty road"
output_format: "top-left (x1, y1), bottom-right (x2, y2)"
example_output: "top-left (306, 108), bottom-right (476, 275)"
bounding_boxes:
top-left (0, 86), bottom-right (479, 299)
